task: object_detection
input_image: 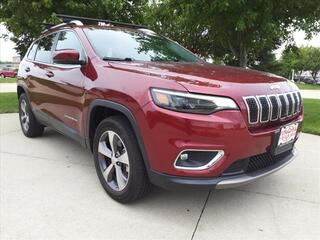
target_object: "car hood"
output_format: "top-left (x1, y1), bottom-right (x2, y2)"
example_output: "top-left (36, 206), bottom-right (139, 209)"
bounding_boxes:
top-left (108, 61), bottom-right (297, 97)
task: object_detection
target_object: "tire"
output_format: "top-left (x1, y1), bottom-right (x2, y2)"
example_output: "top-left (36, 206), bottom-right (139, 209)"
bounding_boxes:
top-left (19, 93), bottom-right (44, 137)
top-left (93, 116), bottom-right (151, 203)
top-left (0, 74), bottom-right (5, 78)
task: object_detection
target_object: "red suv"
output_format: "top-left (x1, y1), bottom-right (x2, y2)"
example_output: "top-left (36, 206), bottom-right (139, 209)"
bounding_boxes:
top-left (0, 67), bottom-right (17, 78)
top-left (17, 16), bottom-right (303, 203)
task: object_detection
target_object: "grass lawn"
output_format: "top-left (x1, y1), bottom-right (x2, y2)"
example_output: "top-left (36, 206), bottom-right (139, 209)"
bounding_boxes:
top-left (0, 77), bottom-right (17, 83)
top-left (0, 92), bottom-right (18, 113)
top-left (0, 92), bottom-right (319, 135)
top-left (302, 99), bottom-right (320, 135)
top-left (295, 82), bottom-right (320, 90)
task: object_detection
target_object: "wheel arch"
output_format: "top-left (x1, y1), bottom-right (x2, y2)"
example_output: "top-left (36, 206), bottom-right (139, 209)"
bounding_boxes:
top-left (87, 99), bottom-right (150, 170)
top-left (17, 85), bottom-right (26, 98)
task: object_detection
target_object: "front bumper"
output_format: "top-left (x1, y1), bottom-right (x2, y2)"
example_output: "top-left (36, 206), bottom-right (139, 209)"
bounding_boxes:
top-left (149, 148), bottom-right (297, 190)
top-left (137, 101), bottom-right (303, 178)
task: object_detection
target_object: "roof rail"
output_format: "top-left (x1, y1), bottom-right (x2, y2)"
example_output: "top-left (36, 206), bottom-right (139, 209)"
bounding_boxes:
top-left (55, 14), bottom-right (147, 29)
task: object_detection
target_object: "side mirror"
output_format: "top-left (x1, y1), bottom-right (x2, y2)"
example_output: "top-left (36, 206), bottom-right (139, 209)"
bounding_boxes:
top-left (52, 49), bottom-right (85, 65)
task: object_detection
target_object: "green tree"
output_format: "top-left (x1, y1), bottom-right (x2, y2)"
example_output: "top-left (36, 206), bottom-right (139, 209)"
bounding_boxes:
top-left (304, 47), bottom-right (320, 80)
top-left (279, 46), bottom-right (306, 79)
top-left (279, 46), bottom-right (320, 81)
top-left (0, 0), bottom-right (147, 56)
top-left (146, 0), bottom-right (320, 68)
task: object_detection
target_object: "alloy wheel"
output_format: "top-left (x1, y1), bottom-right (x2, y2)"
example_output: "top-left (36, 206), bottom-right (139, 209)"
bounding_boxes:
top-left (20, 99), bottom-right (30, 132)
top-left (97, 130), bottom-right (130, 191)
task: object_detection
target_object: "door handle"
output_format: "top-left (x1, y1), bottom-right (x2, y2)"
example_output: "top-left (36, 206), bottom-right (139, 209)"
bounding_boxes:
top-left (45, 71), bottom-right (54, 78)
top-left (25, 67), bottom-right (30, 72)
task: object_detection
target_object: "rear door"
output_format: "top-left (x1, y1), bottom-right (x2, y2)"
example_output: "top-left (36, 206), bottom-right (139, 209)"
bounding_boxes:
top-left (28, 33), bottom-right (57, 115)
top-left (43, 30), bottom-right (86, 134)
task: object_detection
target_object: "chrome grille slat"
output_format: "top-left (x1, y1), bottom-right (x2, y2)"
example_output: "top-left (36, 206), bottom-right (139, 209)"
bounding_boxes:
top-left (243, 91), bottom-right (301, 125)
top-left (292, 92), bottom-right (299, 113)
top-left (257, 96), bottom-right (270, 122)
top-left (244, 97), bottom-right (259, 124)
top-left (278, 94), bottom-right (288, 119)
top-left (286, 93), bottom-right (294, 116)
top-left (297, 92), bottom-right (303, 111)
top-left (268, 95), bottom-right (279, 121)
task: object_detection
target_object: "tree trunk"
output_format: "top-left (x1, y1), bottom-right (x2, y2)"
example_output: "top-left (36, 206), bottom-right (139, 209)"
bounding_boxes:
top-left (239, 47), bottom-right (248, 68)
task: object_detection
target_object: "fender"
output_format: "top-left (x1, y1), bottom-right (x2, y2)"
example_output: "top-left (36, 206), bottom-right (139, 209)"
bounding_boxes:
top-left (87, 99), bottom-right (151, 171)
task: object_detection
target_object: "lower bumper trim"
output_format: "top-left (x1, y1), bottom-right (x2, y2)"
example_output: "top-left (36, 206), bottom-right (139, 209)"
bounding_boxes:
top-left (149, 148), bottom-right (297, 190)
top-left (216, 148), bottom-right (297, 189)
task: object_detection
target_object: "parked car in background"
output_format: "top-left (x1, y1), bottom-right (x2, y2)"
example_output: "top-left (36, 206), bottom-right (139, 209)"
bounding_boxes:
top-left (0, 67), bottom-right (17, 78)
top-left (295, 75), bottom-right (319, 84)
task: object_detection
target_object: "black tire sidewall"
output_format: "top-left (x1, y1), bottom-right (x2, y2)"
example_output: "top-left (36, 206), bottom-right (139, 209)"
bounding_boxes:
top-left (18, 94), bottom-right (44, 137)
top-left (93, 117), bottom-right (148, 202)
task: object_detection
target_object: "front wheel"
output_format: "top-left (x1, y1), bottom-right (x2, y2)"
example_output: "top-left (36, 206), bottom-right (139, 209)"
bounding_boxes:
top-left (93, 116), bottom-right (151, 203)
top-left (19, 93), bottom-right (44, 137)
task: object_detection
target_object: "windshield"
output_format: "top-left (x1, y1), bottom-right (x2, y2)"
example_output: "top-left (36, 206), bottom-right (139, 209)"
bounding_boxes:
top-left (84, 28), bottom-right (201, 62)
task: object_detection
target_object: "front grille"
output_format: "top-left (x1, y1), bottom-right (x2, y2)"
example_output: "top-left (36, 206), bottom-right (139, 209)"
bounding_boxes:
top-left (223, 150), bottom-right (293, 176)
top-left (243, 91), bottom-right (302, 124)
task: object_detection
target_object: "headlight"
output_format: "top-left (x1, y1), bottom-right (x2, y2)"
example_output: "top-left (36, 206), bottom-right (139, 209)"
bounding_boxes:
top-left (150, 88), bottom-right (239, 114)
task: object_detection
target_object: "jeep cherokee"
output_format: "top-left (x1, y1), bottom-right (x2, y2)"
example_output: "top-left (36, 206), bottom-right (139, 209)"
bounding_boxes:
top-left (17, 15), bottom-right (303, 203)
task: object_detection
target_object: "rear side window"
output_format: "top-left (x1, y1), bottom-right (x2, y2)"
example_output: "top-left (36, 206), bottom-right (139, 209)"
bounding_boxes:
top-left (35, 34), bottom-right (57, 63)
top-left (27, 42), bottom-right (38, 60)
top-left (55, 31), bottom-right (85, 61)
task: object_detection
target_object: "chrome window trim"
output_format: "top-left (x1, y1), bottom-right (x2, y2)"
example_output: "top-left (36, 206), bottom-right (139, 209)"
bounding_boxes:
top-left (25, 28), bottom-right (88, 69)
top-left (257, 95), bottom-right (271, 123)
top-left (173, 149), bottom-right (224, 170)
top-left (243, 96), bottom-right (260, 124)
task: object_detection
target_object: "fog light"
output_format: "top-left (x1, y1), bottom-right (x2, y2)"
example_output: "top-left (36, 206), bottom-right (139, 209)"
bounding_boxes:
top-left (180, 153), bottom-right (188, 161)
top-left (174, 150), bottom-right (224, 170)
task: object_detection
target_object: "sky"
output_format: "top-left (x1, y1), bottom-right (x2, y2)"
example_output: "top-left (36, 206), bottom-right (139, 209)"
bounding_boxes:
top-left (0, 23), bottom-right (320, 62)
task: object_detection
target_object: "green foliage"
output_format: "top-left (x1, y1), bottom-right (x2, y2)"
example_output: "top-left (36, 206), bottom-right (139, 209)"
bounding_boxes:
top-left (0, 0), bottom-right (147, 56)
top-left (304, 47), bottom-right (320, 80)
top-left (0, 93), bottom-right (18, 113)
top-left (295, 82), bottom-right (320, 90)
top-left (1, 0), bottom-right (320, 69)
top-left (0, 77), bottom-right (17, 83)
top-left (303, 99), bottom-right (320, 136)
top-left (279, 46), bottom-right (320, 80)
top-left (146, 0), bottom-right (320, 67)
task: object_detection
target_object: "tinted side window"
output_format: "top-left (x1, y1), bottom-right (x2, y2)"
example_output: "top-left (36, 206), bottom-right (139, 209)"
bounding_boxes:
top-left (56, 31), bottom-right (85, 61)
top-left (35, 34), bottom-right (57, 63)
top-left (27, 42), bottom-right (38, 60)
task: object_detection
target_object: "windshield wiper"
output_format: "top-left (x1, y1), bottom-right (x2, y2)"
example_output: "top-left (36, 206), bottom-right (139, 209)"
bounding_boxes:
top-left (103, 57), bottom-right (133, 62)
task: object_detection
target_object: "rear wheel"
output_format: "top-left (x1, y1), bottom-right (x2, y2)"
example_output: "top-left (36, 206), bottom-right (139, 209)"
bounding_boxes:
top-left (93, 116), bottom-right (151, 203)
top-left (19, 93), bottom-right (44, 137)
